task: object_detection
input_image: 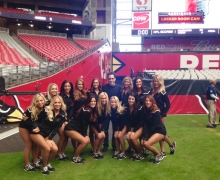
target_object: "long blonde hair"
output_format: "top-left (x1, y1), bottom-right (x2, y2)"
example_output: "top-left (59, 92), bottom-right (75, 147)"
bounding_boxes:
top-left (97, 92), bottom-right (111, 116)
top-left (29, 93), bottom-right (46, 121)
top-left (151, 75), bottom-right (165, 93)
top-left (122, 76), bottom-right (133, 93)
top-left (47, 83), bottom-right (58, 100)
top-left (110, 96), bottom-right (125, 115)
top-left (47, 95), bottom-right (67, 121)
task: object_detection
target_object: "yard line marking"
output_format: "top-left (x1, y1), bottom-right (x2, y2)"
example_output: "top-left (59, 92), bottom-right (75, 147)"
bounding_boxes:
top-left (0, 127), bottom-right (18, 140)
top-left (207, 129), bottom-right (216, 132)
top-left (192, 120), bottom-right (198, 123)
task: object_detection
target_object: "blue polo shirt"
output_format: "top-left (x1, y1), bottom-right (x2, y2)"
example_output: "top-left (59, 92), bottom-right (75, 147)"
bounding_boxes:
top-left (206, 85), bottom-right (217, 100)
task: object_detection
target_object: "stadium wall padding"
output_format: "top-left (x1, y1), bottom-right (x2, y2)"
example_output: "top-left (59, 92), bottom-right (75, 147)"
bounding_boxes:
top-left (0, 50), bottom-right (111, 116)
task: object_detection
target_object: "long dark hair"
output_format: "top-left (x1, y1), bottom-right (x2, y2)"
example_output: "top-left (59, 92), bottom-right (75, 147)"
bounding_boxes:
top-left (133, 76), bottom-right (146, 93)
top-left (60, 80), bottom-right (74, 101)
top-left (127, 92), bottom-right (140, 114)
top-left (90, 78), bottom-right (102, 92)
top-left (76, 94), bottom-right (98, 122)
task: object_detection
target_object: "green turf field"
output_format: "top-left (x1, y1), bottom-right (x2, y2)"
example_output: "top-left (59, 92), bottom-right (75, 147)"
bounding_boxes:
top-left (1, 115), bottom-right (220, 180)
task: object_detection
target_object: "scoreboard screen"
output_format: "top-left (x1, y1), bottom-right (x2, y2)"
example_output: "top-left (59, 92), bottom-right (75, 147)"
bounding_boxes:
top-left (152, 0), bottom-right (220, 29)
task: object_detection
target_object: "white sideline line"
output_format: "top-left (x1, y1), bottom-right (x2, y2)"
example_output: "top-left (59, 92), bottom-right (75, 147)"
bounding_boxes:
top-left (195, 95), bottom-right (209, 114)
top-left (0, 127), bottom-right (19, 140)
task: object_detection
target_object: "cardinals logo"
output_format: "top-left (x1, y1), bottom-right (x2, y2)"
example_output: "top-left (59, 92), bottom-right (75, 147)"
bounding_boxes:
top-left (136, 0), bottom-right (148, 5)
top-left (0, 95), bottom-right (24, 124)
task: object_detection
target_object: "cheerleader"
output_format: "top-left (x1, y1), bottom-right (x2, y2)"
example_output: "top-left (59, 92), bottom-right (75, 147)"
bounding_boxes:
top-left (110, 96), bottom-right (127, 160)
top-left (119, 76), bottom-right (133, 106)
top-left (140, 95), bottom-right (167, 164)
top-left (87, 78), bottom-right (103, 150)
top-left (57, 80), bottom-right (74, 160)
top-left (64, 95), bottom-right (97, 164)
top-left (29, 95), bottom-right (66, 175)
top-left (151, 75), bottom-right (176, 158)
top-left (133, 76), bottom-right (150, 156)
top-left (133, 76), bottom-right (149, 105)
top-left (19, 94), bottom-right (45, 172)
top-left (125, 92), bottom-right (144, 161)
top-left (87, 78), bottom-right (102, 99)
top-left (73, 78), bottom-right (87, 116)
top-left (90, 92), bottom-right (110, 159)
top-left (45, 83), bottom-right (59, 106)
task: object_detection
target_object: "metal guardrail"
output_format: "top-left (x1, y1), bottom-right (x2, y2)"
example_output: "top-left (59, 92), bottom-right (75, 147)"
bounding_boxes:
top-left (0, 38), bottom-right (108, 88)
top-left (72, 34), bottom-right (102, 40)
top-left (17, 29), bottom-right (67, 38)
top-left (0, 27), bottom-right (9, 32)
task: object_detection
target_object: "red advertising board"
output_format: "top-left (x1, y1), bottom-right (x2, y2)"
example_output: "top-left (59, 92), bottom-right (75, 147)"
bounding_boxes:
top-left (132, 12), bottom-right (151, 29)
top-left (144, 37), bottom-right (220, 51)
top-left (113, 53), bottom-right (220, 76)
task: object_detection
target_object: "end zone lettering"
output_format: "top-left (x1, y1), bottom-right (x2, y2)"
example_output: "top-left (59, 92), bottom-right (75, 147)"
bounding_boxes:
top-left (132, 29), bottom-right (151, 36)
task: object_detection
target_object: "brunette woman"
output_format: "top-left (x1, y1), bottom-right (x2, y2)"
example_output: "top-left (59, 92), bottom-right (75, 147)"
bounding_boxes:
top-left (151, 75), bottom-right (176, 158)
top-left (58, 80), bottom-right (74, 160)
top-left (125, 92), bottom-right (144, 161)
top-left (110, 96), bottom-right (127, 160)
top-left (119, 76), bottom-right (133, 106)
top-left (87, 78), bottom-right (103, 149)
top-left (87, 78), bottom-right (103, 99)
top-left (133, 76), bottom-right (149, 106)
top-left (64, 95), bottom-right (97, 164)
top-left (133, 76), bottom-right (150, 156)
top-left (140, 95), bottom-right (166, 164)
top-left (90, 92), bottom-right (111, 159)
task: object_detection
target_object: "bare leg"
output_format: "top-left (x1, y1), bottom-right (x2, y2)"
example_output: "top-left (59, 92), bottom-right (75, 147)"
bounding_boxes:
top-left (118, 126), bottom-right (127, 154)
top-left (114, 131), bottom-right (120, 152)
top-left (65, 130), bottom-right (90, 157)
top-left (19, 128), bottom-right (32, 166)
top-left (142, 133), bottom-right (164, 155)
top-left (130, 127), bottom-right (143, 155)
top-left (30, 134), bottom-right (52, 167)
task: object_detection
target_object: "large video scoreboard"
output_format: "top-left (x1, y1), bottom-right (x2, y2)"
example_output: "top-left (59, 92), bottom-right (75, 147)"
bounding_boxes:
top-left (132, 0), bottom-right (220, 36)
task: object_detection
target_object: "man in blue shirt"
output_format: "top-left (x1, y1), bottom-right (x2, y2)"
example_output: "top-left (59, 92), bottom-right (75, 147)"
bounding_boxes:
top-left (206, 79), bottom-right (219, 128)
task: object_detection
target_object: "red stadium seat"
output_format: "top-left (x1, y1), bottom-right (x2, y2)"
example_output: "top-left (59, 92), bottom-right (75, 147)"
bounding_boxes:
top-left (73, 39), bottom-right (101, 49)
top-left (0, 41), bottom-right (35, 66)
top-left (18, 35), bottom-right (82, 62)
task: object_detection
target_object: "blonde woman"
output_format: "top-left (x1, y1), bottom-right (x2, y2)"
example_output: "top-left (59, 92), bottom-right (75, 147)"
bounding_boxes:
top-left (45, 83), bottom-right (59, 106)
top-left (90, 92), bottom-right (111, 159)
top-left (110, 96), bottom-right (127, 160)
top-left (19, 93), bottom-right (47, 172)
top-left (119, 76), bottom-right (133, 106)
top-left (150, 75), bottom-right (176, 158)
top-left (30, 95), bottom-right (66, 175)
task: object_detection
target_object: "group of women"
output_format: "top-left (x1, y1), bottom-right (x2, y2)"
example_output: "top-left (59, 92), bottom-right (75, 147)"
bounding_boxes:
top-left (18, 74), bottom-right (176, 175)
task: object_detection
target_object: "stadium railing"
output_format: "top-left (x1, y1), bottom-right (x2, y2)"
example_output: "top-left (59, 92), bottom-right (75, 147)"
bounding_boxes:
top-left (0, 37), bottom-right (108, 88)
